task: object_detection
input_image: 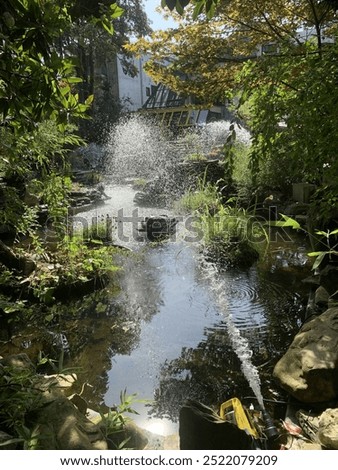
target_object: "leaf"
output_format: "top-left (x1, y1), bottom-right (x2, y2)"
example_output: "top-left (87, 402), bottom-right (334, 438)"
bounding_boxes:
top-left (193, 2), bottom-right (205, 19)
top-left (311, 252), bottom-right (326, 271)
top-left (162, 0), bottom-right (177, 10)
top-left (85, 94), bottom-right (94, 106)
top-left (90, 239), bottom-right (103, 244)
top-left (270, 214), bottom-right (301, 230)
top-left (60, 85), bottom-right (71, 96)
top-left (315, 230), bottom-right (329, 236)
top-left (206, 0), bottom-right (217, 19)
top-left (110, 4), bottom-right (124, 18)
top-left (66, 77), bottom-right (83, 84)
top-left (101, 18), bottom-right (114, 35)
top-left (0, 438), bottom-right (24, 447)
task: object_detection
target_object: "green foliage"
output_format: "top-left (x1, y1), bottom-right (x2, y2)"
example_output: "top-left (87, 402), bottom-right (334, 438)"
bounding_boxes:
top-left (0, 362), bottom-right (42, 449)
top-left (37, 350), bottom-right (81, 376)
top-left (197, 199), bottom-right (267, 268)
top-left (231, 141), bottom-right (253, 202)
top-left (200, 199), bottom-right (268, 247)
top-left (0, 0), bottom-right (126, 132)
top-left (0, 358), bottom-right (137, 450)
top-left (177, 179), bottom-right (222, 213)
top-left (0, 234), bottom-right (121, 310)
top-left (100, 389), bottom-right (142, 450)
top-left (42, 173), bottom-right (72, 223)
top-left (133, 2), bottom-right (337, 229)
top-left (0, 0), bottom-right (128, 241)
top-left (64, 1), bottom-right (151, 142)
top-left (308, 183), bottom-right (338, 229)
top-left (307, 228), bottom-right (338, 270)
top-left (0, 119), bottom-right (83, 235)
top-left (0, 293), bottom-right (28, 318)
top-left (270, 214), bottom-right (301, 231)
top-left (161, 0), bottom-right (219, 18)
top-left (22, 237), bottom-right (121, 304)
top-left (239, 39), bottom-right (338, 190)
top-left (271, 214), bottom-right (338, 271)
top-left (178, 178), bottom-right (268, 266)
top-left (184, 152), bottom-right (207, 162)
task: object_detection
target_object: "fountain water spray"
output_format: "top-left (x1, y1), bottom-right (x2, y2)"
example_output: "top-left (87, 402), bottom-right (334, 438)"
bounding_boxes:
top-left (199, 257), bottom-right (265, 409)
top-left (105, 115), bottom-right (265, 409)
top-left (199, 256), bottom-right (280, 444)
top-left (104, 115), bottom-right (251, 182)
top-left (104, 114), bottom-right (173, 182)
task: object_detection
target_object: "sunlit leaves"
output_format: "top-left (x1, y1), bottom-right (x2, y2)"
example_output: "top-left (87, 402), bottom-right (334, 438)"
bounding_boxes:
top-left (161, 0), bottom-right (191, 13)
top-left (0, 1), bottom-right (126, 131)
top-left (161, 0), bottom-right (219, 18)
top-left (270, 214), bottom-right (301, 230)
top-left (127, 19), bottom-right (238, 102)
top-left (92, 1), bottom-right (124, 34)
top-left (132, 0), bottom-right (337, 107)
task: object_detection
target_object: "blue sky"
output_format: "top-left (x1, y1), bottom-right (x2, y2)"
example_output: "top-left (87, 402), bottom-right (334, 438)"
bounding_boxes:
top-left (143, 0), bottom-right (178, 31)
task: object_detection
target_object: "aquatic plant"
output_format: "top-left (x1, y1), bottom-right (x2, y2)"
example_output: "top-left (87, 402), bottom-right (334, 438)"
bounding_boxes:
top-left (272, 215), bottom-right (338, 271)
top-left (177, 180), bottom-right (222, 214)
top-left (177, 176), bottom-right (268, 268)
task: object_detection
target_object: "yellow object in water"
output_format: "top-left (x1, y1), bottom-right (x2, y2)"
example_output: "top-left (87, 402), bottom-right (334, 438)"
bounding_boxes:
top-left (219, 398), bottom-right (260, 439)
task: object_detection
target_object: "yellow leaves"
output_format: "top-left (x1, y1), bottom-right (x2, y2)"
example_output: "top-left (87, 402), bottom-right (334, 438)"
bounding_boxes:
top-left (128, 0), bottom-right (337, 106)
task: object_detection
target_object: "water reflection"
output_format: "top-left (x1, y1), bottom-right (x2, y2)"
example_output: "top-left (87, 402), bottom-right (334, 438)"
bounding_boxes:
top-left (2, 180), bottom-right (311, 437)
top-left (95, 235), bottom-right (308, 434)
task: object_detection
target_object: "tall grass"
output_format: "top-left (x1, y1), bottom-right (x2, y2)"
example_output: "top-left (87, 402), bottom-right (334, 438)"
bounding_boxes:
top-left (177, 179), bottom-right (222, 214)
top-left (177, 178), bottom-right (269, 266)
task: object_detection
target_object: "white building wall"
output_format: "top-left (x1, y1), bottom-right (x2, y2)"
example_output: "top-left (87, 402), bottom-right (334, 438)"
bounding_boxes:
top-left (117, 55), bottom-right (156, 112)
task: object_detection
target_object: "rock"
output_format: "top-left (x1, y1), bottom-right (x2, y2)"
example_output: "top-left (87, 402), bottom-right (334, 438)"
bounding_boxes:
top-left (318, 408), bottom-right (338, 449)
top-left (138, 216), bottom-right (178, 241)
top-left (70, 394), bottom-right (88, 415)
top-left (144, 432), bottom-right (179, 450)
top-left (0, 355), bottom-right (109, 450)
top-left (96, 414), bottom-right (148, 450)
top-left (328, 289), bottom-right (338, 309)
top-left (314, 286), bottom-right (329, 309)
top-left (179, 400), bottom-right (252, 450)
top-left (284, 202), bottom-right (310, 216)
top-left (0, 353), bottom-right (34, 371)
top-left (32, 397), bottom-right (107, 450)
top-left (319, 265), bottom-right (338, 295)
top-left (0, 240), bottom-right (36, 276)
top-left (285, 437), bottom-right (322, 450)
top-left (273, 307), bottom-right (338, 403)
top-left (117, 421), bottom-right (148, 450)
top-left (41, 373), bottom-right (77, 391)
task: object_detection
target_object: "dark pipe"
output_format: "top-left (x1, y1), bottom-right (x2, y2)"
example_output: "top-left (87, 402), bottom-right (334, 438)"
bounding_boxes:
top-left (262, 409), bottom-right (280, 444)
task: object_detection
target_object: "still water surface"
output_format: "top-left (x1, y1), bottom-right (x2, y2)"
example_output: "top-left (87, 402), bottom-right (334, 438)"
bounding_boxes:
top-left (70, 183), bottom-right (311, 436)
